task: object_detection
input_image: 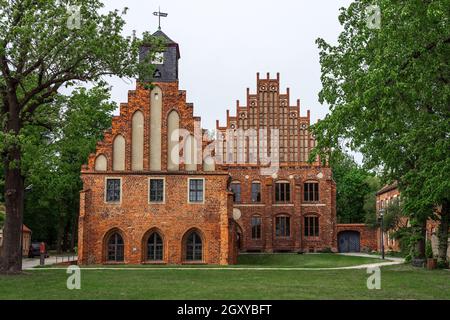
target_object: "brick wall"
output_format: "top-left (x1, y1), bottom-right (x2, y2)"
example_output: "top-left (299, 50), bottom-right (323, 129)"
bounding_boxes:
top-left (79, 71), bottom-right (338, 263)
top-left (230, 167), bottom-right (337, 253)
top-left (337, 224), bottom-right (378, 252)
top-left (79, 173), bottom-right (232, 265)
top-left (79, 80), bottom-right (236, 265)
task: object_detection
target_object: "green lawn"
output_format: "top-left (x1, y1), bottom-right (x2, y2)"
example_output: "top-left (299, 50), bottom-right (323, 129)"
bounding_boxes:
top-left (236, 253), bottom-right (379, 268)
top-left (0, 254), bottom-right (449, 300)
top-left (54, 253), bottom-right (379, 269)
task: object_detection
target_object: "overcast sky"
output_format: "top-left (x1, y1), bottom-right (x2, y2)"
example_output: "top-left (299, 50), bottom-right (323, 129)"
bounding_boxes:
top-left (100, 0), bottom-right (353, 131)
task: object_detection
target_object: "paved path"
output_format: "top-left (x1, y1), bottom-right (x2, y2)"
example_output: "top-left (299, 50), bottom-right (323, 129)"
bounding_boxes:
top-left (22, 256), bottom-right (76, 270)
top-left (30, 258), bottom-right (404, 271)
top-left (338, 252), bottom-right (405, 263)
top-left (26, 253), bottom-right (405, 271)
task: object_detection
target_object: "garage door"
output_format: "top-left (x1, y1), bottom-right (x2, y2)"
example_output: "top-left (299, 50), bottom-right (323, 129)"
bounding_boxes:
top-left (338, 231), bottom-right (361, 253)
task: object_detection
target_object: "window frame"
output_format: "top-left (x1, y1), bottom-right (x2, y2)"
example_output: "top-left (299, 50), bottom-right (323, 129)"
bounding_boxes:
top-left (304, 216), bottom-right (320, 238)
top-left (187, 178), bottom-right (205, 204)
top-left (230, 181), bottom-right (242, 204)
top-left (275, 181), bottom-right (291, 203)
top-left (146, 232), bottom-right (164, 262)
top-left (251, 182), bottom-right (262, 203)
top-left (106, 232), bottom-right (124, 262)
top-left (304, 182), bottom-right (319, 202)
top-left (148, 177), bottom-right (166, 204)
top-left (105, 177), bottom-right (122, 204)
top-left (185, 231), bottom-right (203, 262)
top-left (275, 215), bottom-right (291, 238)
top-left (251, 215), bottom-right (262, 240)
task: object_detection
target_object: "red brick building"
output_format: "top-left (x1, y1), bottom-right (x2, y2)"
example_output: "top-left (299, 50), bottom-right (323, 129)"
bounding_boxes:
top-left (78, 30), bottom-right (340, 265)
top-left (78, 31), bottom-right (236, 265)
top-left (376, 183), bottom-right (450, 258)
top-left (215, 73), bottom-right (337, 253)
top-left (376, 182), bottom-right (405, 252)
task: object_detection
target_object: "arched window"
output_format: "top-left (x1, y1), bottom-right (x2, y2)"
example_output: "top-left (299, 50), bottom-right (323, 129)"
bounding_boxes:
top-left (184, 134), bottom-right (198, 171)
top-left (167, 110), bottom-right (180, 171)
top-left (150, 87), bottom-right (162, 171)
top-left (95, 154), bottom-right (107, 171)
top-left (131, 111), bottom-right (144, 171)
top-left (186, 231), bottom-right (202, 261)
top-left (107, 232), bottom-right (124, 262)
top-left (147, 232), bottom-right (163, 261)
top-left (113, 135), bottom-right (125, 171)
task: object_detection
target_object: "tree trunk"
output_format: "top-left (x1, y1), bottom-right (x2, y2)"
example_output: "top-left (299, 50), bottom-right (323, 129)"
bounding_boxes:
top-left (412, 221), bottom-right (426, 259)
top-left (1, 96), bottom-right (24, 274)
top-left (437, 199), bottom-right (449, 267)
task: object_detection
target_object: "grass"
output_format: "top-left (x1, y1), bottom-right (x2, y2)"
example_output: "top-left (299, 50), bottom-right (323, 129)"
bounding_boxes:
top-left (0, 254), bottom-right (449, 300)
top-left (368, 251), bottom-right (407, 258)
top-left (43, 253), bottom-right (379, 269)
top-left (236, 253), bottom-right (379, 268)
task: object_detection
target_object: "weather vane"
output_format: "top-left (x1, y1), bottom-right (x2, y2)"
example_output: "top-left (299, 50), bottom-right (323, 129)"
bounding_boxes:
top-left (153, 7), bottom-right (168, 30)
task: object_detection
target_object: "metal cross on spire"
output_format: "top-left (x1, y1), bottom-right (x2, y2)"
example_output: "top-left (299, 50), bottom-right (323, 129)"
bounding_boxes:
top-left (153, 7), bottom-right (168, 30)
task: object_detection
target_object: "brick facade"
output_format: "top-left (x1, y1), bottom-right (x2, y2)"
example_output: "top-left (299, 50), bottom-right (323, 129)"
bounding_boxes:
top-left (78, 30), bottom-right (338, 265)
top-left (216, 73), bottom-right (337, 253)
top-left (375, 182), bottom-right (405, 252)
top-left (78, 46), bottom-right (237, 264)
top-left (376, 183), bottom-right (450, 257)
top-left (336, 224), bottom-right (377, 252)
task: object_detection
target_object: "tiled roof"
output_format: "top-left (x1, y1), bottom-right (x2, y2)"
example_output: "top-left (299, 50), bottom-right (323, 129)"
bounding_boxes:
top-left (376, 181), bottom-right (398, 196)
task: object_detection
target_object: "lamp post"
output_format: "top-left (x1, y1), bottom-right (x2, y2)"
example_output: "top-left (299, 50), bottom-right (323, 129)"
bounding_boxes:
top-left (379, 208), bottom-right (385, 260)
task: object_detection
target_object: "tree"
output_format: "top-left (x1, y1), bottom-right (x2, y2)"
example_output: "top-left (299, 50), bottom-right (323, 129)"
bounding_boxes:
top-left (21, 85), bottom-right (115, 251)
top-left (311, 0), bottom-right (449, 265)
top-left (330, 151), bottom-right (379, 223)
top-left (362, 175), bottom-right (381, 222)
top-left (0, 0), bottom-right (161, 273)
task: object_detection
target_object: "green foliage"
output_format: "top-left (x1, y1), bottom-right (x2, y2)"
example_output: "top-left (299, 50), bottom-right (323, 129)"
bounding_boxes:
top-left (311, 0), bottom-right (450, 258)
top-left (0, 0), bottom-right (163, 165)
top-left (21, 85), bottom-right (115, 246)
top-left (330, 151), bottom-right (379, 223)
top-left (0, 0), bottom-right (162, 104)
top-left (382, 198), bottom-right (404, 231)
top-left (0, 0), bottom-right (162, 262)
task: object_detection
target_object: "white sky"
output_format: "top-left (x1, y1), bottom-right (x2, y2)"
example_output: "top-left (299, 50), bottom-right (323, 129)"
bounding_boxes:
top-left (100, 0), bottom-right (353, 131)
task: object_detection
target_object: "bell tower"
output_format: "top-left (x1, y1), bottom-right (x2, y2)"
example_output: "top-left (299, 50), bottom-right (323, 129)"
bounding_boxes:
top-left (139, 29), bottom-right (180, 83)
top-left (139, 8), bottom-right (180, 83)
